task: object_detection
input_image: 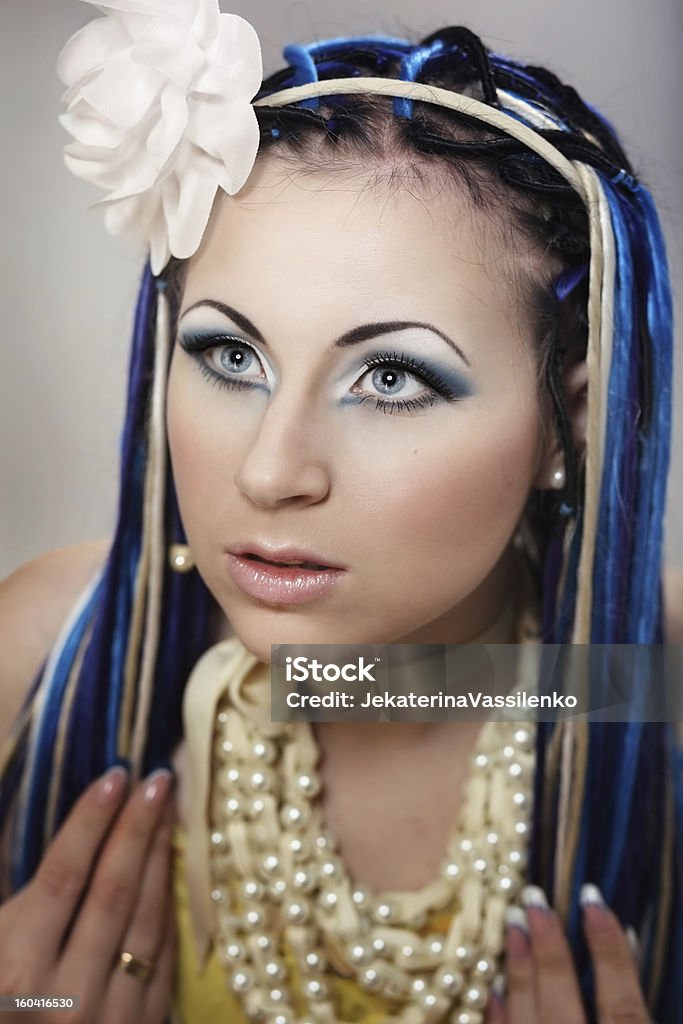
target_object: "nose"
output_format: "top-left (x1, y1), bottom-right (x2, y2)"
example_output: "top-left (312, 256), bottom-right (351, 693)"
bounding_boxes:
top-left (233, 393), bottom-right (331, 509)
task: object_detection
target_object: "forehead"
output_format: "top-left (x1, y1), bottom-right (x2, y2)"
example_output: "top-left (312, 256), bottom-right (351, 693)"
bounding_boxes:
top-left (182, 158), bottom-right (538, 338)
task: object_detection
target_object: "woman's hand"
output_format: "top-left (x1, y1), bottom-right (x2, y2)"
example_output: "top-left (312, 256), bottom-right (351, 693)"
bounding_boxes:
top-left (0, 767), bottom-right (176, 1024)
top-left (485, 884), bottom-right (650, 1024)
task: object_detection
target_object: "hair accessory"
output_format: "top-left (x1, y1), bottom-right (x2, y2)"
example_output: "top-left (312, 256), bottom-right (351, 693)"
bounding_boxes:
top-left (57, 0), bottom-right (263, 275)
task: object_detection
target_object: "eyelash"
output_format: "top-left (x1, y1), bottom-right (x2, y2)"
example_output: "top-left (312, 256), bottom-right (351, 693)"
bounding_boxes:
top-left (182, 336), bottom-right (463, 414)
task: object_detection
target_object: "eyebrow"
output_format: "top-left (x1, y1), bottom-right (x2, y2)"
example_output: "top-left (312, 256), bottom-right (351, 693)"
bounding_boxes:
top-left (180, 300), bottom-right (471, 368)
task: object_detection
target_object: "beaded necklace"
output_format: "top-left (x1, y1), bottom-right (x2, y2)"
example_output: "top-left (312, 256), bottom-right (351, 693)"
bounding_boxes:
top-left (193, 584), bottom-right (541, 1024)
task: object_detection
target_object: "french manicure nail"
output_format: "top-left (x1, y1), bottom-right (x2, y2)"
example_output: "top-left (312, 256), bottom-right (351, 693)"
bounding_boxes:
top-left (519, 884), bottom-right (549, 910)
top-left (98, 765), bottom-right (128, 803)
top-left (625, 926), bottom-right (639, 958)
top-left (580, 883), bottom-right (606, 908)
top-left (143, 767), bottom-right (174, 802)
top-left (491, 973), bottom-right (506, 1001)
top-left (505, 906), bottom-right (529, 934)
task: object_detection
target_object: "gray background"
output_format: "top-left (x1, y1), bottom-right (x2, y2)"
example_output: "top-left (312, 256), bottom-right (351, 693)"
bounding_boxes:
top-left (1, 0), bottom-right (681, 580)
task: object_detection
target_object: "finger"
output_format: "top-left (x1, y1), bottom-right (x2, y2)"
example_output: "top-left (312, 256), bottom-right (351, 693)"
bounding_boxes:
top-left (61, 768), bottom-right (173, 993)
top-left (504, 907), bottom-right (537, 1024)
top-left (580, 885), bottom-right (650, 1023)
top-left (26, 766), bottom-right (129, 963)
top-left (484, 976), bottom-right (507, 1024)
top-left (141, 904), bottom-right (177, 1024)
top-left (103, 795), bottom-right (175, 1021)
top-left (520, 886), bottom-right (586, 1024)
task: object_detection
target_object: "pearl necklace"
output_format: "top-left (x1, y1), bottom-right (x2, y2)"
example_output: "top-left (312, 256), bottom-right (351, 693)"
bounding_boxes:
top-left (206, 686), bottom-right (536, 1024)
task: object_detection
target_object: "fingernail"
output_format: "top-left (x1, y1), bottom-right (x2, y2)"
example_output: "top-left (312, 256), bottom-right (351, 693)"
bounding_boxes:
top-left (519, 884), bottom-right (549, 910)
top-left (491, 973), bottom-right (506, 1001)
top-left (580, 883), bottom-right (606, 908)
top-left (98, 765), bottom-right (129, 803)
top-left (505, 905), bottom-right (529, 935)
top-left (626, 926), bottom-right (639, 959)
top-left (143, 767), bottom-right (174, 803)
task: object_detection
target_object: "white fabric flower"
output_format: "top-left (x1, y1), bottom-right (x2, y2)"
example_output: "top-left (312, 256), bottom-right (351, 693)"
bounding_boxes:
top-left (58, 0), bottom-right (263, 274)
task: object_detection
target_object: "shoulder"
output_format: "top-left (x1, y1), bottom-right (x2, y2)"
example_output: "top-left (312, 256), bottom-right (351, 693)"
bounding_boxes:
top-left (663, 567), bottom-right (683, 644)
top-left (0, 539), bottom-right (111, 747)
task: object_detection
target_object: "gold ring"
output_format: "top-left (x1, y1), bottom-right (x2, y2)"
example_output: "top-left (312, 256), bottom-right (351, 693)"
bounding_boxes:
top-left (117, 950), bottom-right (156, 984)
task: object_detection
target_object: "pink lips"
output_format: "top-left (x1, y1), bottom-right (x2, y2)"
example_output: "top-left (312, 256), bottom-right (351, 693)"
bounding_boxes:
top-left (226, 544), bottom-right (346, 605)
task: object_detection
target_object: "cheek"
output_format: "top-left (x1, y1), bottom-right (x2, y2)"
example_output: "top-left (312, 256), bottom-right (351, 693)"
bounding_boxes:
top-left (348, 406), bottom-right (540, 562)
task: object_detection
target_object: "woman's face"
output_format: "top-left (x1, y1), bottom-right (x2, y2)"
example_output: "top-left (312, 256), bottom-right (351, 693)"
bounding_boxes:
top-left (166, 159), bottom-right (552, 661)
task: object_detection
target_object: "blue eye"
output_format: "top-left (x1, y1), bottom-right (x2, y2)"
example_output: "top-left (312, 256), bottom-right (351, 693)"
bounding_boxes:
top-left (351, 351), bottom-right (470, 413)
top-left (218, 345), bottom-right (254, 375)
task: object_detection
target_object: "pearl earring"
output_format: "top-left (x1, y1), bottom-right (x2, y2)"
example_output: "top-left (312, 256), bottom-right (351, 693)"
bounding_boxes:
top-left (169, 543), bottom-right (195, 573)
top-left (551, 466), bottom-right (566, 490)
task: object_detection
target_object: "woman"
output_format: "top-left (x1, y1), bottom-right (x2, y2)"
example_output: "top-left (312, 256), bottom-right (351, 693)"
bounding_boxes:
top-left (0, 3), bottom-right (680, 1022)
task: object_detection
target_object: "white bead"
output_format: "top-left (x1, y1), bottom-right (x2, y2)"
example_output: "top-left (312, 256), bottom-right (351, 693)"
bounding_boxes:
top-left (269, 879), bottom-right (287, 900)
top-left (352, 887), bottom-right (370, 906)
top-left (474, 957), bottom-right (496, 979)
top-left (285, 900), bottom-right (309, 924)
top-left (508, 762), bottom-right (524, 779)
top-left (289, 837), bottom-right (305, 856)
top-left (348, 943), bottom-right (371, 965)
top-left (428, 936), bottom-right (444, 956)
top-left (486, 831), bottom-right (499, 846)
top-left (401, 944), bottom-right (415, 958)
top-left (243, 879), bottom-right (264, 900)
top-left (252, 739), bottom-right (276, 762)
top-left (512, 791), bottom-right (528, 808)
top-left (454, 944), bottom-right (474, 968)
top-left (256, 935), bottom-right (273, 953)
top-left (244, 908), bottom-right (265, 929)
top-left (459, 838), bottom-right (474, 854)
top-left (305, 951), bottom-right (325, 971)
top-left (225, 797), bottom-right (242, 816)
top-left (497, 875), bottom-right (513, 892)
top-left (211, 830), bottom-right (225, 847)
top-left (443, 861), bottom-right (461, 880)
top-left (503, 745), bottom-right (515, 759)
top-left (419, 992), bottom-right (439, 1010)
top-left (249, 770), bottom-right (272, 792)
top-left (281, 803), bottom-right (308, 829)
top-left (249, 798), bottom-right (265, 818)
top-left (264, 959), bottom-right (286, 981)
top-left (305, 979), bottom-right (328, 1000)
top-left (272, 1015), bottom-right (293, 1024)
top-left (211, 888), bottom-right (226, 903)
top-left (514, 728), bottom-right (532, 748)
top-left (320, 859), bottom-right (340, 880)
top-left (269, 988), bottom-right (284, 1003)
top-left (411, 977), bottom-right (427, 995)
top-left (474, 753), bottom-right (488, 768)
top-left (231, 969), bottom-right (254, 993)
top-left (372, 937), bottom-right (386, 955)
top-left (226, 767), bottom-right (240, 784)
top-left (320, 890), bottom-right (338, 910)
top-left (261, 854), bottom-right (280, 875)
top-left (297, 772), bottom-right (321, 796)
top-left (507, 848), bottom-right (526, 868)
top-left (293, 869), bottom-right (316, 892)
top-left (437, 969), bottom-right (463, 997)
top-left (222, 941), bottom-right (246, 964)
top-left (374, 901), bottom-right (393, 922)
top-left (360, 966), bottom-right (383, 992)
top-left (217, 711), bottom-right (228, 724)
top-left (473, 857), bottom-right (488, 874)
top-left (464, 985), bottom-right (487, 1010)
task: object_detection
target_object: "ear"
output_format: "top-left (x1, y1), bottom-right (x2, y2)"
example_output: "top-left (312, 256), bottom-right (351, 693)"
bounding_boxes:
top-left (533, 356), bottom-right (588, 489)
